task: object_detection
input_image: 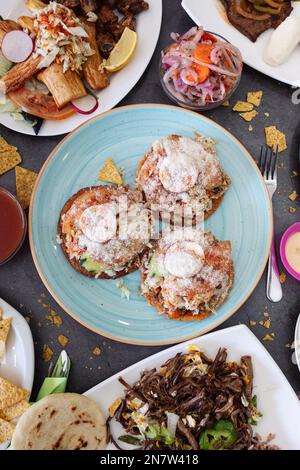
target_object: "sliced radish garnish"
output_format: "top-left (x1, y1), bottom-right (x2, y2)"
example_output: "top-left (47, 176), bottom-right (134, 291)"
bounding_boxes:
top-left (1, 31), bottom-right (33, 63)
top-left (70, 94), bottom-right (99, 115)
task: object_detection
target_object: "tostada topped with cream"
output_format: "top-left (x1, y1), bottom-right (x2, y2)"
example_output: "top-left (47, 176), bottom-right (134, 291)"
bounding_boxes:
top-left (58, 185), bottom-right (152, 279)
top-left (136, 134), bottom-right (230, 220)
top-left (141, 228), bottom-right (234, 321)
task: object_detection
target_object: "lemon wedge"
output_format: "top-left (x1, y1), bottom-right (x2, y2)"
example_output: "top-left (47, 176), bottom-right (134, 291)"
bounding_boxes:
top-left (104, 27), bottom-right (138, 73)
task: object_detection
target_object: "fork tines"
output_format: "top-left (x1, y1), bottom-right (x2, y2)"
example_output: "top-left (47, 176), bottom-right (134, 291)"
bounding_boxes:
top-left (259, 145), bottom-right (279, 180)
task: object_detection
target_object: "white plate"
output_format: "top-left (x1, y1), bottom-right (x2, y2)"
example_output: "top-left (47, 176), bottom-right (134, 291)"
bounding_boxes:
top-left (0, 297), bottom-right (35, 450)
top-left (0, 0), bottom-right (162, 136)
top-left (182, 0), bottom-right (300, 87)
top-left (86, 324), bottom-right (300, 450)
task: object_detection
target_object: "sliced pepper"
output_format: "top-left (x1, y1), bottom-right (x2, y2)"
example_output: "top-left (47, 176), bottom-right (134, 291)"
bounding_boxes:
top-left (253, 4), bottom-right (282, 14)
top-left (199, 420), bottom-right (238, 450)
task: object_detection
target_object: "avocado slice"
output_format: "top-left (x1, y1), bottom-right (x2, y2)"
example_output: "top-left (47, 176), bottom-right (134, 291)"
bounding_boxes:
top-left (80, 256), bottom-right (107, 274)
top-left (148, 254), bottom-right (167, 278)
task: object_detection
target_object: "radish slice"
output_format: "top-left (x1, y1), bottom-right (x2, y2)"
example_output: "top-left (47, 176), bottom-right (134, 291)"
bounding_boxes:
top-left (1, 31), bottom-right (33, 63)
top-left (70, 94), bottom-right (99, 115)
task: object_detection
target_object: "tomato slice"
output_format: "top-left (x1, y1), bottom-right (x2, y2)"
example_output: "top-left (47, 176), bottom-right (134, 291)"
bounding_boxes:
top-left (201, 32), bottom-right (217, 44)
top-left (9, 86), bottom-right (75, 121)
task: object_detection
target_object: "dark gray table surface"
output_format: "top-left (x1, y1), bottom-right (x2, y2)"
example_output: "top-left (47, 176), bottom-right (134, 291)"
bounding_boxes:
top-left (0, 0), bottom-right (300, 398)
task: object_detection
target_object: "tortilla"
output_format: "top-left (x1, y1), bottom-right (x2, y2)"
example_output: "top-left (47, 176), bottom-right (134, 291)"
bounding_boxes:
top-left (265, 126), bottom-right (287, 153)
top-left (98, 158), bottom-right (123, 185)
top-left (0, 400), bottom-right (30, 421)
top-left (233, 101), bottom-right (254, 112)
top-left (0, 147), bottom-right (22, 175)
top-left (0, 377), bottom-right (29, 410)
top-left (239, 110), bottom-right (258, 122)
top-left (247, 91), bottom-right (263, 107)
top-left (0, 417), bottom-right (15, 444)
top-left (15, 166), bottom-right (38, 209)
top-left (0, 318), bottom-right (11, 358)
top-left (10, 393), bottom-right (107, 450)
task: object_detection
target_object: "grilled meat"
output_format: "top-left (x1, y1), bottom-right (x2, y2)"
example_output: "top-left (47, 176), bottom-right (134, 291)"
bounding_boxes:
top-left (221, 0), bottom-right (293, 42)
top-left (117, 0), bottom-right (149, 15)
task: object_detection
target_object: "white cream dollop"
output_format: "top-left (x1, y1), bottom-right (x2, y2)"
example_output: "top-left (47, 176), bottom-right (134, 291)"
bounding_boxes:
top-left (164, 241), bottom-right (204, 278)
top-left (79, 203), bottom-right (117, 243)
top-left (264, 16), bottom-right (300, 66)
top-left (157, 136), bottom-right (207, 193)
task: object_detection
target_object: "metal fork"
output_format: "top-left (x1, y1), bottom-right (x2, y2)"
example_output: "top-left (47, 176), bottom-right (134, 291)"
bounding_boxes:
top-left (258, 145), bottom-right (282, 302)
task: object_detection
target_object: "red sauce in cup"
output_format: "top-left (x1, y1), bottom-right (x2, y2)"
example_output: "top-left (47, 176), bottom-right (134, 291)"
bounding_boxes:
top-left (0, 187), bottom-right (27, 265)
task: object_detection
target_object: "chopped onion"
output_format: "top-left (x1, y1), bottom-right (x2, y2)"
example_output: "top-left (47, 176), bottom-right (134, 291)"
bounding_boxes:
top-left (166, 412), bottom-right (179, 437)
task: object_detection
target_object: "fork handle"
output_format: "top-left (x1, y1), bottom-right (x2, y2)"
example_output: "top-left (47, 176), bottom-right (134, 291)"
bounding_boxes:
top-left (266, 237), bottom-right (282, 303)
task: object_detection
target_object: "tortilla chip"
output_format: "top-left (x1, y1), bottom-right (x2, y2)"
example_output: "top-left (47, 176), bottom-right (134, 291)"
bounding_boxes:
top-left (0, 318), bottom-right (12, 359)
top-left (239, 110), bottom-right (258, 122)
top-left (265, 126), bottom-right (287, 153)
top-left (42, 344), bottom-right (54, 363)
top-left (0, 417), bottom-right (15, 444)
top-left (58, 334), bottom-right (69, 347)
top-left (233, 101), bottom-right (254, 112)
top-left (289, 191), bottom-right (298, 202)
top-left (247, 91), bottom-right (263, 107)
top-left (98, 159), bottom-right (123, 185)
top-left (0, 400), bottom-right (30, 421)
top-left (15, 166), bottom-right (38, 209)
top-left (0, 140), bottom-right (22, 175)
top-left (0, 377), bottom-right (29, 410)
top-left (222, 100), bottom-right (230, 107)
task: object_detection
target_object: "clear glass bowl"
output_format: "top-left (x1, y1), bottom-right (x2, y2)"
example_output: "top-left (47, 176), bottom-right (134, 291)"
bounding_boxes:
top-left (0, 187), bottom-right (27, 266)
top-left (159, 31), bottom-right (242, 112)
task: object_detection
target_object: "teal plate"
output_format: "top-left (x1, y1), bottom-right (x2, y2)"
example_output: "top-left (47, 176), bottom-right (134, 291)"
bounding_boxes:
top-left (29, 105), bottom-right (272, 345)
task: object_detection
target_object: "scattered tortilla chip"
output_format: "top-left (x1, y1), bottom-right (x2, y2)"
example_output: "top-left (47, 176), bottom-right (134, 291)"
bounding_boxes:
top-left (263, 319), bottom-right (271, 329)
top-left (93, 347), bottom-right (101, 356)
top-left (233, 101), bottom-right (254, 112)
top-left (263, 334), bottom-right (274, 342)
top-left (289, 207), bottom-right (296, 214)
top-left (289, 191), bottom-right (298, 202)
top-left (279, 272), bottom-right (286, 284)
top-left (0, 318), bottom-right (12, 359)
top-left (42, 344), bottom-right (54, 363)
top-left (264, 112), bottom-right (270, 117)
top-left (265, 126), bottom-right (287, 153)
top-left (98, 159), bottom-right (123, 185)
top-left (248, 124), bottom-right (253, 132)
top-left (0, 417), bottom-right (15, 444)
top-left (15, 166), bottom-right (38, 209)
top-left (259, 320), bottom-right (264, 326)
top-left (46, 311), bottom-right (63, 327)
top-left (0, 137), bottom-right (22, 176)
top-left (0, 377), bottom-right (29, 410)
top-left (263, 311), bottom-right (269, 318)
top-left (249, 320), bottom-right (256, 327)
top-left (239, 110), bottom-right (258, 122)
top-left (0, 399), bottom-right (30, 421)
top-left (292, 170), bottom-right (298, 177)
top-left (58, 334), bottom-right (69, 347)
top-left (109, 399), bottom-right (122, 417)
top-left (222, 100), bottom-right (230, 107)
top-left (247, 91), bottom-right (263, 107)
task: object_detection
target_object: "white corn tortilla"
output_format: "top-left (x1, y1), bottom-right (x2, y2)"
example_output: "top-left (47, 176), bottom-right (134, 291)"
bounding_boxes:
top-left (10, 393), bottom-right (107, 450)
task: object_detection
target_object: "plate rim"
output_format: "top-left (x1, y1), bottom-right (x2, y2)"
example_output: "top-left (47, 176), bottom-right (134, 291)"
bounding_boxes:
top-left (28, 103), bottom-right (273, 346)
top-left (0, 0), bottom-right (163, 137)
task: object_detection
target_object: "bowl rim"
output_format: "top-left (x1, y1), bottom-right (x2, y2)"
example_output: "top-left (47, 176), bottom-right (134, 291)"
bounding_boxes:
top-left (0, 187), bottom-right (27, 266)
top-left (280, 222), bottom-right (300, 281)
